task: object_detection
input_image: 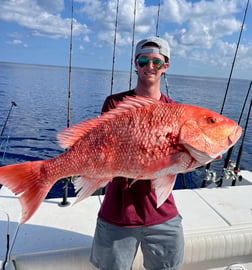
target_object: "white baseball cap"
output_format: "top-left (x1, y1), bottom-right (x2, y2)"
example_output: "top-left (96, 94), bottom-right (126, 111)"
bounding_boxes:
top-left (135, 36), bottom-right (170, 60)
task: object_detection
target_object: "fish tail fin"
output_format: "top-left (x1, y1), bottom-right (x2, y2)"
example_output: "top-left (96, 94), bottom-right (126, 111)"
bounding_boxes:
top-left (0, 161), bottom-right (54, 224)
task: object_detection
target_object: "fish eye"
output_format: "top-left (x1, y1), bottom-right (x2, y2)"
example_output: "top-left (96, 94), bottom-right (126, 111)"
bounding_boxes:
top-left (207, 117), bottom-right (216, 124)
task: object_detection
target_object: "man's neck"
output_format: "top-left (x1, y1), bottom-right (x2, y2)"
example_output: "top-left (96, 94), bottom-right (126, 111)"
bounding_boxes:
top-left (134, 83), bottom-right (161, 100)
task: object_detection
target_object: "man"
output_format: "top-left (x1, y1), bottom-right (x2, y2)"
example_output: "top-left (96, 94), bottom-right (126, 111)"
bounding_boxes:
top-left (90, 36), bottom-right (184, 270)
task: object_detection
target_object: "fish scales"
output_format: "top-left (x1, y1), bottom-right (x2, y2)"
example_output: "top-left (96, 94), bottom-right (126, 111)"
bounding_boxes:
top-left (79, 102), bottom-right (180, 178)
top-left (59, 103), bottom-right (171, 179)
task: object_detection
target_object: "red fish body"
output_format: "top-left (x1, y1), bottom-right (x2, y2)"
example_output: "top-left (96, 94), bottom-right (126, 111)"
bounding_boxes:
top-left (0, 96), bottom-right (242, 224)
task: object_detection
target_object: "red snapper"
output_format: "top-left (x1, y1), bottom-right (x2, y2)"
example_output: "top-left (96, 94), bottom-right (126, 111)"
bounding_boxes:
top-left (0, 96), bottom-right (242, 224)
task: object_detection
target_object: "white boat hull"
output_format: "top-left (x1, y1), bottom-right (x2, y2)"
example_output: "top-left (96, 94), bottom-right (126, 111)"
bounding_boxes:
top-left (1, 170), bottom-right (252, 270)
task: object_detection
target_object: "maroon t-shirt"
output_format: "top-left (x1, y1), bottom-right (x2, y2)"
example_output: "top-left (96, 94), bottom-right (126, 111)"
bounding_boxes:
top-left (98, 90), bottom-right (179, 227)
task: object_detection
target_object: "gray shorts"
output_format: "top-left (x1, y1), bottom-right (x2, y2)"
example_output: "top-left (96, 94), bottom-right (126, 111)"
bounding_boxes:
top-left (90, 215), bottom-right (184, 270)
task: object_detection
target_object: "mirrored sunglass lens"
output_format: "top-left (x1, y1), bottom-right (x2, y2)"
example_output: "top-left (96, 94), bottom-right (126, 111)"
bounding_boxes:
top-left (138, 57), bottom-right (149, 68)
top-left (138, 57), bottom-right (164, 69)
top-left (153, 59), bottom-right (164, 70)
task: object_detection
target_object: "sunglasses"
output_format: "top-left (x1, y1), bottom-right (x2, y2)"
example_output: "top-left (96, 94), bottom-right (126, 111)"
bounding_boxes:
top-left (138, 57), bottom-right (165, 70)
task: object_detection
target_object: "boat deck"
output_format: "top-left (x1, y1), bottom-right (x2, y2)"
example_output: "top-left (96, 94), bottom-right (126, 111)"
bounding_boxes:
top-left (0, 170), bottom-right (252, 270)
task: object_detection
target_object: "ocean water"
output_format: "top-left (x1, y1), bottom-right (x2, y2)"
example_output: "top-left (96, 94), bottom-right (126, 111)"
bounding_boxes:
top-left (0, 62), bottom-right (251, 198)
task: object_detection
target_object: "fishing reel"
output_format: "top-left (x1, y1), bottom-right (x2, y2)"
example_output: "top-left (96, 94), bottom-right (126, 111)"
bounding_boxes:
top-left (203, 169), bottom-right (217, 184)
top-left (223, 162), bottom-right (242, 182)
top-left (215, 162), bottom-right (243, 187)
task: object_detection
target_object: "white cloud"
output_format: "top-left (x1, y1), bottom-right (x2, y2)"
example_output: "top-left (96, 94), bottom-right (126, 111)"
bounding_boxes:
top-left (35, 0), bottom-right (65, 13)
top-left (6, 39), bottom-right (28, 48)
top-left (160, 0), bottom-right (251, 77)
top-left (214, 40), bottom-right (252, 70)
top-left (12, 39), bottom-right (22, 45)
top-left (168, 16), bottom-right (241, 51)
top-left (0, 0), bottom-right (250, 78)
top-left (75, 0), bottom-right (248, 53)
top-left (76, 0), bottom-right (155, 45)
top-left (162, 0), bottom-right (240, 24)
top-left (83, 35), bottom-right (90, 42)
top-left (8, 32), bottom-right (24, 39)
top-left (161, 0), bottom-right (243, 50)
top-left (162, 0), bottom-right (193, 24)
top-left (0, 0), bottom-right (89, 38)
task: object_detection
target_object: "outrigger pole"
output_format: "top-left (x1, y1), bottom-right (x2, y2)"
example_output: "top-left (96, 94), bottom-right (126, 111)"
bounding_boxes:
top-left (219, 0), bottom-right (250, 116)
top-left (60, 0), bottom-right (74, 206)
top-left (155, 0), bottom-right (161, 37)
top-left (203, 0), bottom-right (250, 186)
top-left (110, 0), bottom-right (120, 95)
top-left (155, 0), bottom-right (169, 97)
top-left (67, 0), bottom-right (74, 129)
top-left (0, 101), bottom-right (17, 140)
top-left (129, 0), bottom-right (137, 90)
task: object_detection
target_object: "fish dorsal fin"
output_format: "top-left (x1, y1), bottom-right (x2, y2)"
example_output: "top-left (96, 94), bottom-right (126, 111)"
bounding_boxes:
top-left (57, 118), bottom-right (101, 149)
top-left (57, 95), bottom-right (159, 149)
top-left (117, 95), bottom-right (159, 109)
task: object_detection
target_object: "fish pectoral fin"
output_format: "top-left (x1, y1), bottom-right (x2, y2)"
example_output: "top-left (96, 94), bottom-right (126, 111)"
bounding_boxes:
top-left (73, 176), bottom-right (109, 205)
top-left (151, 175), bottom-right (177, 208)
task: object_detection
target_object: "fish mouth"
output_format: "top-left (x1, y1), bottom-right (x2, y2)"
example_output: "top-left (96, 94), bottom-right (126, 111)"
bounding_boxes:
top-left (217, 125), bottom-right (242, 157)
top-left (228, 125), bottom-right (242, 145)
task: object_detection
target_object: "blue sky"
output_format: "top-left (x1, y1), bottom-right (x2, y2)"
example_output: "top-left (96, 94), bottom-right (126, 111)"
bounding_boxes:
top-left (0, 0), bottom-right (251, 79)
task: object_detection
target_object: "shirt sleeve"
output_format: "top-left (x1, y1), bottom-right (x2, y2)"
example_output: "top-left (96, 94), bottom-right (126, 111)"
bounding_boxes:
top-left (101, 96), bottom-right (116, 113)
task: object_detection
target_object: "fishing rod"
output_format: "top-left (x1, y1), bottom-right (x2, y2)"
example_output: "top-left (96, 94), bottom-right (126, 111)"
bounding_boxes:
top-left (216, 80), bottom-right (252, 187)
top-left (202, 0), bottom-right (250, 186)
top-left (219, 0), bottom-right (250, 116)
top-left (110, 0), bottom-right (120, 95)
top-left (60, 0), bottom-right (74, 206)
top-left (129, 0), bottom-right (136, 90)
top-left (155, 0), bottom-right (161, 37)
top-left (232, 99), bottom-right (252, 186)
top-left (0, 101), bottom-right (17, 140)
top-left (202, 80), bottom-right (252, 187)
top-left (1, 211), bottom-right (10, 270)
top-left (66, 0), bottom-right (74, 130)
top-left (155, 0), bottom-right (169, 97)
